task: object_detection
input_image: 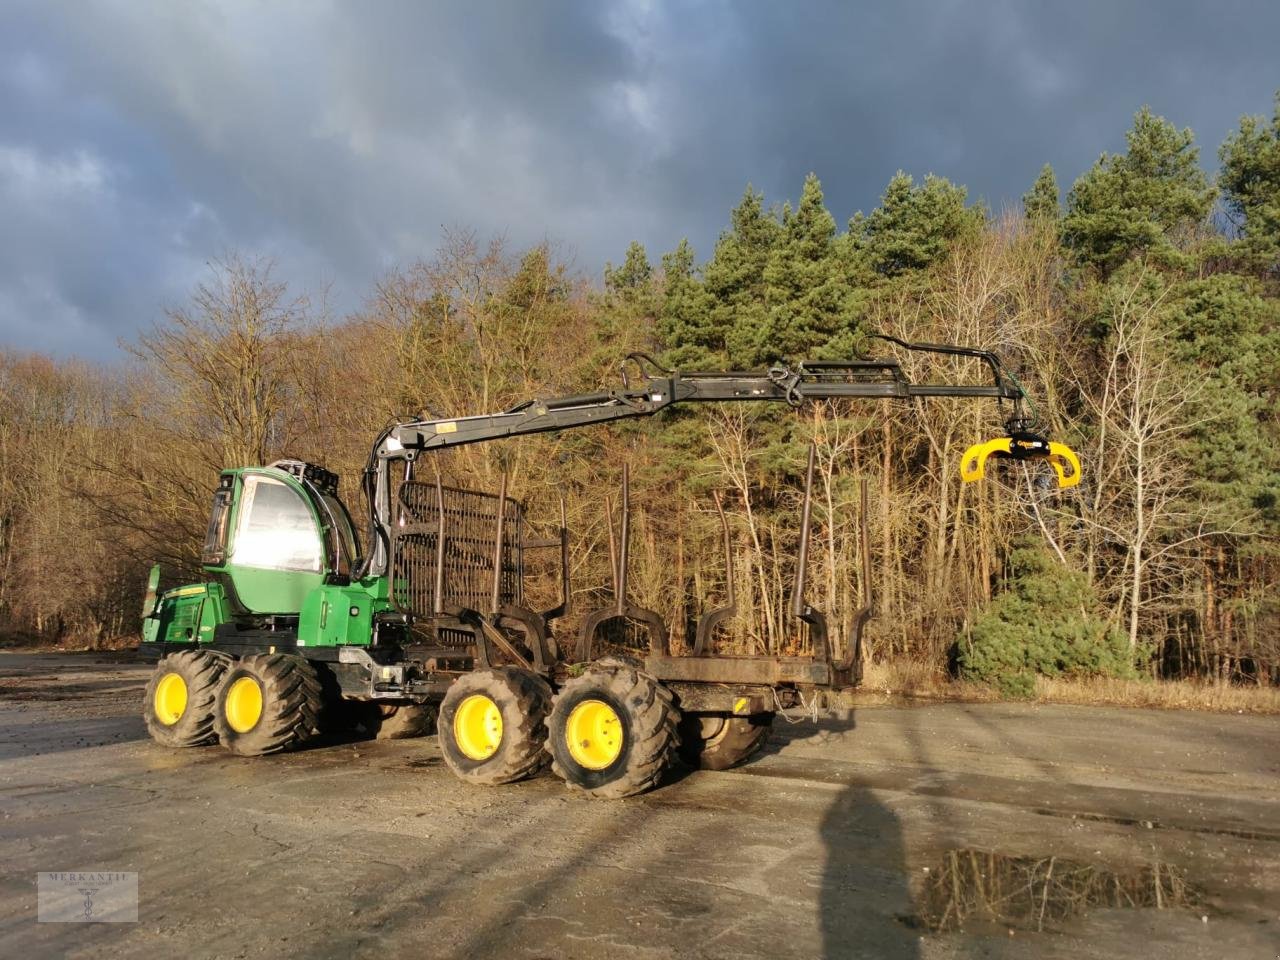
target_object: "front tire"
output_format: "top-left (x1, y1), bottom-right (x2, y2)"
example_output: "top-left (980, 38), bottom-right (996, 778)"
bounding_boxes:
top-left (143, 650), bottom-right (227, 747)
top-left (213, 654), bottom-right (323, 756)
top-left (438, 668), bottom-right (552, 785)
top-left (545, 659), bottom-right (680, 799)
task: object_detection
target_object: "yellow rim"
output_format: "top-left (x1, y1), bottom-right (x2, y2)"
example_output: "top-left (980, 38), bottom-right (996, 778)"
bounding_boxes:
top-left (565, 699), bottom-right (623, 770)
top-left (224, 676), bottom-right (264, 733)
top-left (153, 672), bottom-right (188, 726)
top-left (453, 694), bottom-right (503, 761)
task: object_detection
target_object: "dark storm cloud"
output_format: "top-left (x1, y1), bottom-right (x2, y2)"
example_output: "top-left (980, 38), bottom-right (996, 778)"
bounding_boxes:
top-left (1, 0), bottom-right (1276, 359)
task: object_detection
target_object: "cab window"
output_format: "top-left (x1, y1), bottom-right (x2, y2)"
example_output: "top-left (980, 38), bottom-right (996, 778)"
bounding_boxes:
top-left (201, 489), bottom-right (232, 565)
top-left (230, 476), bottom-right (323, 572)
top-left (321, 493), bottom-right (362, 574)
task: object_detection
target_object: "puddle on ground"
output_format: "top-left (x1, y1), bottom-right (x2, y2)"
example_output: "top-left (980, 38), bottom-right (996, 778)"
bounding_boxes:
top-left (913, 848), bottom-right (1204, 934)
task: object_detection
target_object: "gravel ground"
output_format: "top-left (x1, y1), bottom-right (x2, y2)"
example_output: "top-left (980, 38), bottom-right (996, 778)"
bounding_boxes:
top-left (0, 651), bottom-right (1276, 959)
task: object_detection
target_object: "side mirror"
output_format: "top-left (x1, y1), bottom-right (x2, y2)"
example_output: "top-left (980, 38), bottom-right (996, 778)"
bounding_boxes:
top-left (141, 563), bottom-right (162, 619)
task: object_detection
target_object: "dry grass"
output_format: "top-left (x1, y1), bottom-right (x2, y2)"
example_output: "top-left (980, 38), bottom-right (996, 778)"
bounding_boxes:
top-left (857, 660), bottom-right (997, 703)
top-left (855, 659), bottom-right (1280, 714)
top-left (1033, 674), bottom-right (1280, 714)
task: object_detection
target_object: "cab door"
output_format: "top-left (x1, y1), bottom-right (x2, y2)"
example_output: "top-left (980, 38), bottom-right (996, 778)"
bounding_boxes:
top-left (225, 473), bottom-right (326, 613)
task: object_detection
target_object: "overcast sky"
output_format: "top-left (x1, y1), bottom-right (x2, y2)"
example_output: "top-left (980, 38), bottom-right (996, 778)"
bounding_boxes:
top-left (1, 1), bottom-right (1277, 360)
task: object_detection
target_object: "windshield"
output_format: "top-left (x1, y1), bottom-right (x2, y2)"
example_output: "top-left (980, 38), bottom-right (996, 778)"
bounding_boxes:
top-left (230, 476), bottom-right (323, 573)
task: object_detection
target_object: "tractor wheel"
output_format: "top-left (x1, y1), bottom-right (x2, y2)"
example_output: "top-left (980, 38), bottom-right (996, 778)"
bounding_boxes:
top-left (143, 650), bottom-right (228, 747)
top-left (438, 668), bottom-right (552, 785)
top-left (678, 713), bottom-right (773, 771)
top-left (545, 658), bottom-right (680, 799)
top-left (372, 702), bottom-right (438, 740)
top-left (213, 654), bottom-right (323, 756)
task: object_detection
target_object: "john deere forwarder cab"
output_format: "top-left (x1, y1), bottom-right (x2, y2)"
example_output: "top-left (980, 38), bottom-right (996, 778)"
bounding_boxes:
top-left (140, 338), bottom-right (1080, 798)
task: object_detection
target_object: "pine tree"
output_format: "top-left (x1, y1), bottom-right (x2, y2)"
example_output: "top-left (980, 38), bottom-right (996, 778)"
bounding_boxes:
top-left (702, 186), bottom-right (783, 367)
top-left (959, 542), bottom-right (1136, 697)
top-left (1022, 163), bottom-right (1060, 222)
top-left (1063, 107), bottom-right (1214, 274)
top-left (1219, 91), bottom-right (1280, 276)
top-left (605, 241), bottom-right (654, 298)
top-left (656, 239), bottom-right (715, 368)
top-left (742, 174), bottom-right (853, 363)
top-left (1164, 275), bottom-right (1280, 528)
top-left (597, 240), bottom-right (658, 365)
top-left (494, 244), bottom-right (577, 390)
top-left (851, 172), bottom-right (983, 276)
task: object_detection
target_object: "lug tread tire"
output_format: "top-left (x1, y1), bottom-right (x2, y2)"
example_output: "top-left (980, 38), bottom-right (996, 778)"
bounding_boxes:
top-left (679, 713), bottom-right (773, 771)
top-left (373, 702), bottom-right (438, 740)
top-left (143, 650), bottom-right (227, 747)
top-left (546, 657), bottom-right (680, 800)
top-left (438, 668), bottom-right (552, 785)
top-left (213, 654), bottom-right (323, 756)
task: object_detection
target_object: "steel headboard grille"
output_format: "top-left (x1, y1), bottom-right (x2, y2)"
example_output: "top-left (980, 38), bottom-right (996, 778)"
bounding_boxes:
top-left (390, 482), bottom-right (524, 620)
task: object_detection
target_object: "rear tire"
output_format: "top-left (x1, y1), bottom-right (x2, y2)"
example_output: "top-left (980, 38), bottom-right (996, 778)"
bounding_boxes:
top-left (545, 658), bottom-right (680, 799)
top-left (143, 650), bottom-right (227, 748)
top-left (372, 702), bottom-right (438, 740)
top-left (213, 654), bottom-right (323, 756)
top-left (678, 713), bottom-right (773, 771)
top-left (438, 668), bottom-right (551, 785)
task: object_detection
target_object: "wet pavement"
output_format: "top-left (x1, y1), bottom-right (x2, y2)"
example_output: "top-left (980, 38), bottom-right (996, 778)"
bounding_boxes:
top-left (0, 651), bottom-right (1276, 959)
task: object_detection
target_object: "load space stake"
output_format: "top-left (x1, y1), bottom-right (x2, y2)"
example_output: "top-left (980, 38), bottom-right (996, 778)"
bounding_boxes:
top-left (791, 443), bottom-right (831, 662)
top-left (481, 474), bottom-right (554, 672)
top-left (575, 462), bottom-right (670, 661)
top-left (692, 490), bottom-right (737, 656)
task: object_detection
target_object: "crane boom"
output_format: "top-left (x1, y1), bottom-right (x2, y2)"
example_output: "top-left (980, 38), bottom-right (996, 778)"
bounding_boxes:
top-left (356, 337), bottom-right (1075, 577)
top-left (380, 348), bottom-right (1021, 457)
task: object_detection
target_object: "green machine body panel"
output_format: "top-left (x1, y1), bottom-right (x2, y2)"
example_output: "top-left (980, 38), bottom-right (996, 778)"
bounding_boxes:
top-left (141, 576), bottom-right (234, 645)
top-left (297, 578), bottom-right (393, 647)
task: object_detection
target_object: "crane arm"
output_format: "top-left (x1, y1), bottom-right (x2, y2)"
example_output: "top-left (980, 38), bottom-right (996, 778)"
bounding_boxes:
top-left (358, 340), bottom-right (1078, 577)
top-left (379, 343), bottom-right (1024, 458)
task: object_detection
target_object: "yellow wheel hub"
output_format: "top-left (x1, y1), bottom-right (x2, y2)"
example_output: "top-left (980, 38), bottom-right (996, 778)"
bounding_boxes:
top-left (224, 676), bottom-right (264, 733)
top-left (153, 672), bottom-right (188, 726)
top-left (565, 699), bottom-right (623, 770)
top-left (454, 694), bottom-right (503, 761)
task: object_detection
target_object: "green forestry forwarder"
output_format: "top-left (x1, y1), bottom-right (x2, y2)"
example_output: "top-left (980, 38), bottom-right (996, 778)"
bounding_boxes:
top-left (139, 338), bottom-right (1079, 799)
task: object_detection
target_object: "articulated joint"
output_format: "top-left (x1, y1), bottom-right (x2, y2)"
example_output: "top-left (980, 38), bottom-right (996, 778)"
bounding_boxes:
top-left (766, 364), bottom-right (804, 406)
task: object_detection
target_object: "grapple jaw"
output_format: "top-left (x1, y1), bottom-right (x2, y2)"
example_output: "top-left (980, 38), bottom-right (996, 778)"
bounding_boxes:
top-left (960, 431), bottom-right (1080, 489)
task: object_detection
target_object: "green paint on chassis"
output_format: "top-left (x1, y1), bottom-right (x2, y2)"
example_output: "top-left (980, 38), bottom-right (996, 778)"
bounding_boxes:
top-left (138, 347), bottom-right (1080, 797)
